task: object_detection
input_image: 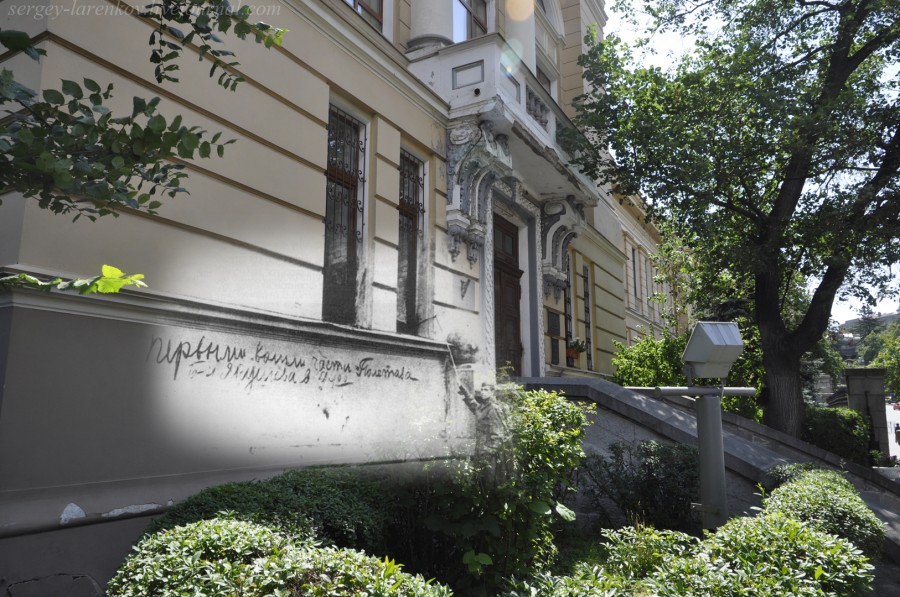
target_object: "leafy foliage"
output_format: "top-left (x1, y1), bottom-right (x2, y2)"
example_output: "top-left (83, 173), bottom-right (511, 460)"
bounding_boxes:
top-left (572, 0), bottom-right (900, 437)
top-left (611, 327), bottom-right (763, 420)
top-left (394, 388), bottom-right (592, 596)
top-left (107, 517), bottom-right (452, 597)
top-left (611, 330), bottom-right (688, 388)
top-left (0, 4), bottom-right (283, 220)
top-left (698, 513), bottom-right (873, 597)
top-left (765, 461), bottom-right (824, 488)
top-left (1, 76), bottom-right (233, 220)
top-left (764, 468), bottom-right (885, 558)
top-left (869, 321), bottom-right (900, 390)
top-left (0, 265), bottom-right (146, 295)
top-left (580, 440), bottom-right (700, 534)
top-left (505, 515), bottom-right (873, 596)
top-left (149, 467), bottom-right (394, 553)
top-left (802, 406), bottom-right (871, 464)
top-left (141, 0), bottom-right (286, 90)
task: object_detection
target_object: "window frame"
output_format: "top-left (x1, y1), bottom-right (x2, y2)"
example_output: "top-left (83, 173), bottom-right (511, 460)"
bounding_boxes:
top-left (323, 104), bottom-right (368, 325)
top-left (453, 0), bottom-right (488, 42)
top-left (396, 149), bottom-right (426, 334)
top-left (345, 0), bottom-right (383, 30)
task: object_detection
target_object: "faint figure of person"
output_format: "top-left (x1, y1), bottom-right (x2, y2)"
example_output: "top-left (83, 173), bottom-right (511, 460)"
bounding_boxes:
top-left (459, 382), bottom-right (511, 484)
top-left (895, 423), bottom-right (900, 446)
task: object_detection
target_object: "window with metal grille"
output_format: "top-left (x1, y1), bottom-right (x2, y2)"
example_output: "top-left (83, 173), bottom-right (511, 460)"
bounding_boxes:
top-left (564, 260), bottom-right (574, 367)
top-left (323, 105), bottom-right (366, 324)
top-left (452, 0), bottom-right (488, 42)
top-left (583, 264), bottom-right (593, 370)
top-left (397, 150), bottom-right (424, 334)
top-left (345, 0), bottom-right (383, 30)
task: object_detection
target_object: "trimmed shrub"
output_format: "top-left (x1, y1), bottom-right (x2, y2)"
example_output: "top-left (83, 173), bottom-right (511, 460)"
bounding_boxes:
top-left (802, 406), bottom-right (871, 464)
top-left (502, 565), bottom-right (631, 597)
top-left (764, 468), bottom-right (885, 557)
top-left (505, 515), bottom-right (873, 597)
top-left (580, 440), bottom-right (700, 533)
top-left (597, 525), bottom-right (697, 581)
top-left (765, 461), bottom-right (824, 488)
top-left (108, 517), bottom-right (452, 597)
top-left (149, 466), bottom-right (393, 553)
top-left (695, 512), bottom-right (874, 597)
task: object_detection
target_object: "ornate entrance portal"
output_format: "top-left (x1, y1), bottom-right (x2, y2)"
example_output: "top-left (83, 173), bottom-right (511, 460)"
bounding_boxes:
top-left (494, 214), bottom-right (523, 375)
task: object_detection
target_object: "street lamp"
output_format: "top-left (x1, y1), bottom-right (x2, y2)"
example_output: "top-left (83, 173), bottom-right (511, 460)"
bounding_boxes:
top-left (682, 321), bottom-right (744, 529)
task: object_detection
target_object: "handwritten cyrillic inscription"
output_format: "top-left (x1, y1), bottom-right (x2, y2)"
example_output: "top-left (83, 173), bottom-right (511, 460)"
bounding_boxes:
top-left (146, 334), bottom-right (420, 392)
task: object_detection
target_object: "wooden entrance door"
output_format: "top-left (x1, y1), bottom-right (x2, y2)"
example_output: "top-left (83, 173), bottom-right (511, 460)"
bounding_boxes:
top-left (494, 215), bottom-right (523, 375)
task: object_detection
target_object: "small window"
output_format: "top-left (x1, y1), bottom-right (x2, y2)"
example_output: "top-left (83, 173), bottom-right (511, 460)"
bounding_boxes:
top-left (536, 67), bottom-right (552, 94)
top-left (345, 0), bottom-right (383, 30)
top-left (323, 105), bottom-right (366, 325)
top-left (453, 0), bottom-right (488, 42)
top-left (397, 150), bottom-right (425, 334)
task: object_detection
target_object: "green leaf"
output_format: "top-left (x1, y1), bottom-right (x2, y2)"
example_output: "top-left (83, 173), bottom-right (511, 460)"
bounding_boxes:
top-left (132, 96), bottom-right (147, 117)
top-left (555, 502), bottom-right (577, 522)
top-left (529, 500), bottom-right (552, 515)
top-left (0, 30), bottom-right (34, 52)
top-left (101, 264), bottom-right (125, 278)
top-left (42, 88), bottom-right (65, 104)
top-left (60, 79), bottom-right (83, 99)
top-left (83, 78), bottom-right (101, 93)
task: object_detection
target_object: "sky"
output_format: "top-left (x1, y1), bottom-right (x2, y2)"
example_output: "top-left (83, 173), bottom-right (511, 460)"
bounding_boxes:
top-left (601, 4), bottom-right (899, 325)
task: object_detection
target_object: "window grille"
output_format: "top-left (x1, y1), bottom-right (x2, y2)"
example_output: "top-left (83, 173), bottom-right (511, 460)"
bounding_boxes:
top-left (397, 150), bottom-right (424, 334)
top-left (583, 264), bottom-right (593, 370)
top-left (323, 105), bottom-right (366, 324)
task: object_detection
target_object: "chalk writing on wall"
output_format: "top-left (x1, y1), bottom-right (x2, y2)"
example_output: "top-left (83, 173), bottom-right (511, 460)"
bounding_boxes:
top-left (146, 335), bottom-right (420, 392)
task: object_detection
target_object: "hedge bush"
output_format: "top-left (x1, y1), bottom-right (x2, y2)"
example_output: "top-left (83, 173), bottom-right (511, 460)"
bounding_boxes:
top-left (802, 406), bottom-right (871, 464)
top-left (149, 466), bottom-right (394, 553)
top-left (764, 468), bottom-right (885, 558)
top-left (695, 512), bottom-right (873, 597)
top-left (580, 440), bottom-right (700, 533)
top-left (504, 514), bottom-right (873, 596)
top-left (108, 517), bottom-right (452, 597)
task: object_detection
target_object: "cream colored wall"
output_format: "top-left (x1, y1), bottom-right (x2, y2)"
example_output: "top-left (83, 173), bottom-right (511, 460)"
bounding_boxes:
top-left (542, 231), bottom-right (626, 377)
top-left (4, 0), bottom-right (449, 330)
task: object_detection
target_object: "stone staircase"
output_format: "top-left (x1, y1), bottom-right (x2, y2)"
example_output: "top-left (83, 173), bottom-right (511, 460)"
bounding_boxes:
top-left (520, 377), bottom-right (900, 565)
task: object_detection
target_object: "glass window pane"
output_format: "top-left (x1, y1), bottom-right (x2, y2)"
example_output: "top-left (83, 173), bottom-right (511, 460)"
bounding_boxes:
top-left (453, 1), bottom-right (468, 43)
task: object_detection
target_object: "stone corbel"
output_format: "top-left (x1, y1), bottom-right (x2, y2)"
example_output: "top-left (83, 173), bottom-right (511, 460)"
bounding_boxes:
top-left (542, 264), bottom-right (567, 302)
top-left (466, 220), bottom-right (486, 266)
top-left (446, 209), bottom-right (470, 262)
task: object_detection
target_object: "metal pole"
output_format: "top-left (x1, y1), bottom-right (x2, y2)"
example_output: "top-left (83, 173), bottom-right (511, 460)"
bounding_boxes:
top-left (695, 392), bottom-right (728, 529)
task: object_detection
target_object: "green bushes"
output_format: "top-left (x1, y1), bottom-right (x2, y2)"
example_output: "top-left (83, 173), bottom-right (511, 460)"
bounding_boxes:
top-left (580, 440), bottom-right (700, 533)
top-left (802, 406), bottom-right (871, 464)
top-left (149, 466), bottom-right (394, 554)
top-left (505, 515), bottom-right (874, 597)
top-left (107, 517), bottom-right (451, 597)
top-left (764, 467), bottom-right (885, 557)
top-left (412, 388), bottom-right (593, 595)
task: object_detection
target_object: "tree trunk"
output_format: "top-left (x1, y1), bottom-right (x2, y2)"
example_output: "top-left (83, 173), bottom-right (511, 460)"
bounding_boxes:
top-left (761, 345), bottom-right (805, 437)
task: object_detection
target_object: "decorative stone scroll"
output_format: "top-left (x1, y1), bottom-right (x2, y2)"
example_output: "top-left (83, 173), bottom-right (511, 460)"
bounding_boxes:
top-left (446, 118), bottom-right (516, 266)
top-left (540, 195), bottom-right (585, 301)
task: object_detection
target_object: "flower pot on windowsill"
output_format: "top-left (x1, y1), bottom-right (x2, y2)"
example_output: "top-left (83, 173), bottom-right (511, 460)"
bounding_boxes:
top-left (565, 348), bottom-right (579, 360)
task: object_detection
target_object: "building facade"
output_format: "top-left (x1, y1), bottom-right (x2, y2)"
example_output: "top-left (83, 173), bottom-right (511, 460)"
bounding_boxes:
top-left (0, 0), bottom-right (673, 590)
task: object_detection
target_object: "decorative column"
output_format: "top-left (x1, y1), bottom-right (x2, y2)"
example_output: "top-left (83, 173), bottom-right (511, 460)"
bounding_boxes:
top-left (504, 0), bottom-right (536, 73)
top-left (408, 0), bottom-right (454, 50)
